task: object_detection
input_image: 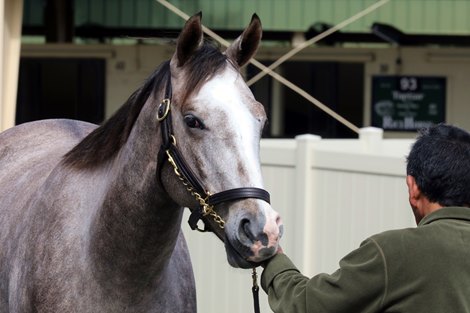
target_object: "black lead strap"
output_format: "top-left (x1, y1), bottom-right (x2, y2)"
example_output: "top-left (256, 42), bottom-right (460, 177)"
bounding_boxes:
top-left (252, 267), bottom-right (261, 313)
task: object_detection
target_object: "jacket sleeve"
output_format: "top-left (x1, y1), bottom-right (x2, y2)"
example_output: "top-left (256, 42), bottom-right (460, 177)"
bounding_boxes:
top-left (261, 238), bottom-right (387, 313)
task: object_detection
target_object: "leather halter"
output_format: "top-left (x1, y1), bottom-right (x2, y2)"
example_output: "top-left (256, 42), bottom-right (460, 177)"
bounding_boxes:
top-left (156, 74), bottom-right (271, 233)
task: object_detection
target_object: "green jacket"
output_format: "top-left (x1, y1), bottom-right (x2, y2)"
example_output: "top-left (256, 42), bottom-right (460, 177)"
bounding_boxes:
top-left (261, 207), bottom-right (470, 313)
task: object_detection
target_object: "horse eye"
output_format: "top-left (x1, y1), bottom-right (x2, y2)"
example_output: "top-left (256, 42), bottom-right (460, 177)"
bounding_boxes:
top-left (184, 115), bottom-right (205, 130)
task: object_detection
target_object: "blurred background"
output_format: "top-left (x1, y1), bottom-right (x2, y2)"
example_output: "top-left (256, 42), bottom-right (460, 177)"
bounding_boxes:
top-left (2, 0), bottom-right (469, 138)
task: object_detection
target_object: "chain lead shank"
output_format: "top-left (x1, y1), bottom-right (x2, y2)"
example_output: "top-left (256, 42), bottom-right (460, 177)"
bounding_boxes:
top-left (165, 150), bottom-right (226, 229)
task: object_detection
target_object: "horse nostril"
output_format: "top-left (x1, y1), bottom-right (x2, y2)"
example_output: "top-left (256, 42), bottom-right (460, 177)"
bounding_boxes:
top-left (239, 218), bottom-right (255, 242)
top-left (237, 216), bottom-right (270, 247)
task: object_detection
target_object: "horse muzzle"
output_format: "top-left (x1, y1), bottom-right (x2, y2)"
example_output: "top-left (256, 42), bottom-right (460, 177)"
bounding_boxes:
top-left (224, 201), bottom-right (283, 268)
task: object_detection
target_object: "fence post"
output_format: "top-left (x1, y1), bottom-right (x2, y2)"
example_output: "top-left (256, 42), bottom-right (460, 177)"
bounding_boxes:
top-left (294, 134), bottom-right (321, 274)
top-left (359, 127), bottom-right (383, 153)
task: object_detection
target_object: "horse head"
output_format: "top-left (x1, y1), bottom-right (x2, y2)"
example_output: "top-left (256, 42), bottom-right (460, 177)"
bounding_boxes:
top-left (159, 13), bottom-right (283, 268)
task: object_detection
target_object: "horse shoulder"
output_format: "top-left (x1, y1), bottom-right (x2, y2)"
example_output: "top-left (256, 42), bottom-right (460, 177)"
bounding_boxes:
top-left (0, 119), bottom-right (97, 311)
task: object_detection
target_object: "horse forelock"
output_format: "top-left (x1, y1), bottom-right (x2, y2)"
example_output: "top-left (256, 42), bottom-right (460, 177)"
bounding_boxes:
top-left (62, 41), bottom-right (228, 169)
top-left (176, 40), bottom-right (228, 106)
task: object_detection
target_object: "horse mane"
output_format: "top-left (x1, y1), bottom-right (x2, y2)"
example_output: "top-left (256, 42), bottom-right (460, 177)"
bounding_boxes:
top-left (62, 40), bottom-right (228, 169)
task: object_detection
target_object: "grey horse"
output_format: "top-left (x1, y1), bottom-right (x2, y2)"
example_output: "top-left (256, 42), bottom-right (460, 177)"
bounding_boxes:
top-left (0, 13), bottom-right (282, 313)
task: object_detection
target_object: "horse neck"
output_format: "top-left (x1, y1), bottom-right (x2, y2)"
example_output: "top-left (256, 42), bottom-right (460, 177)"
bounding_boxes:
top-left (89, 100), bottom-right (183, 291)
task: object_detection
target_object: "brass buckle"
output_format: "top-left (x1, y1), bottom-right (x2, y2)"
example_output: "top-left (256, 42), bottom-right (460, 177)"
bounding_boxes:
top-left (156, 99), bottom-right (171, 121)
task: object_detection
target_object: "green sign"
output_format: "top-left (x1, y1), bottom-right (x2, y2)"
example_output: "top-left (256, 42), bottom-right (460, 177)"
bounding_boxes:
top-left (371, 76), bottom-right (446, 131)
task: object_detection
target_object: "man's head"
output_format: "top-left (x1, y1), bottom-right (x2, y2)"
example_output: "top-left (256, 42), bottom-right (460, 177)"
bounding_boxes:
top-left (406, 124), bottom-right (470, 221)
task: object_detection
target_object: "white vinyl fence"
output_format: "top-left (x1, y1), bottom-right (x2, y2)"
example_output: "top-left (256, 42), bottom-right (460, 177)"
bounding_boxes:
top-left (183, 127), bottom-right (417, 313)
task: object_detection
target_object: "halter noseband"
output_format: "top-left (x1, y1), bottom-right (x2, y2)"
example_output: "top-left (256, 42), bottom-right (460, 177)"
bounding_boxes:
top-left (156, 75), bottom-right (271, 234)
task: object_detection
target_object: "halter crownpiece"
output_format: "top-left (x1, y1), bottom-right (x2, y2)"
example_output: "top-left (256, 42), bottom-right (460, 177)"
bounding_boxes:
top-left (156, 74), bottom-right (271, 234)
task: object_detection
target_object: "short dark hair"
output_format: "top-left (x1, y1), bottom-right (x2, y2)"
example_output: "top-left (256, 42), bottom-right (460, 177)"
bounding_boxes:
top-left (406, 124), bottom-right (470, 207)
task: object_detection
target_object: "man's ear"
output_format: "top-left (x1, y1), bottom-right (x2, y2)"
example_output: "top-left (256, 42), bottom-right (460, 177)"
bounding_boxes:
top-left (406, 175), bottom-right (420, 206)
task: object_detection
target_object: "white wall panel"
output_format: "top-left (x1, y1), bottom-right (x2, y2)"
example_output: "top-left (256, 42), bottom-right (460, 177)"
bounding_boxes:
top-left (307, 169), bottom-right (413, 276)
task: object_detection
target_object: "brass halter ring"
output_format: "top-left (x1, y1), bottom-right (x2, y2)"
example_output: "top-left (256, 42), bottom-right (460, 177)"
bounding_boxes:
top-left (156, 99), bottom-right (171, 121)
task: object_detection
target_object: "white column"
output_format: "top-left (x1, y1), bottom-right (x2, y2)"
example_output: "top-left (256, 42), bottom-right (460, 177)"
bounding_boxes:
top-left (0, 0), bottom-right (23, 131)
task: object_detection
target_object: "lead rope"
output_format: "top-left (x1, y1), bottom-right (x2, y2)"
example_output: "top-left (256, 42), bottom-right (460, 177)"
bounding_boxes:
top-left (252, 267), bottom-right (261, 313)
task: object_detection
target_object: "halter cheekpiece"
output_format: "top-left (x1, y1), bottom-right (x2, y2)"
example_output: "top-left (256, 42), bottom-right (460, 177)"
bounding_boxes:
top-left (156, 74), bottom-right (271, 233)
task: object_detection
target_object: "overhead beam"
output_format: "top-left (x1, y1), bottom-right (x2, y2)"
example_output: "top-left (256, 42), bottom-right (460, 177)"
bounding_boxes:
top-left (23, 24), bottom-right (470, 47)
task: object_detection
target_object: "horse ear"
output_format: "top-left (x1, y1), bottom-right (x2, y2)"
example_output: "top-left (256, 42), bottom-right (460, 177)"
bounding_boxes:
top-left (173, 12), bottom-right (204, 67)
top-left (225, 14), bottom-right (262, 68)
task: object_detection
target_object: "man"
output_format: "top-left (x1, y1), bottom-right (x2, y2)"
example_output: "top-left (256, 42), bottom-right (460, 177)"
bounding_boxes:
top-left (261, 124), bottom-right (470, 313)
